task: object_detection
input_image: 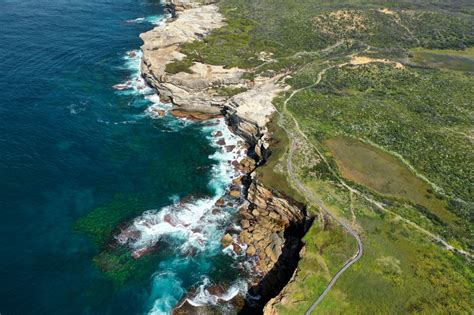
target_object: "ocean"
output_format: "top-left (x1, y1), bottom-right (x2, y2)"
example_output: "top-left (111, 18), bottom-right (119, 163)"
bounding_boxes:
top-left (0, 0), bottom-right (247, 313)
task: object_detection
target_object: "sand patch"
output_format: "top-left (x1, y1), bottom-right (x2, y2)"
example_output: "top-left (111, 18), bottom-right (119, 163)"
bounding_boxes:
top-left (349, 56), bottom-right (405, 69)
top-left (378, 8), bottom-right (396, 16)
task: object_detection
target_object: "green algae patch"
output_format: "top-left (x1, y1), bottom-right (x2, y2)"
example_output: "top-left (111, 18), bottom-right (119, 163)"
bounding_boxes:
top-left (75, 194), bottom-right (147, 247)
top-left (94, 247), bottom-right (162, 288)
top-left (410, 47), bottom-right (474, 72)
top-left (324, 136), bottom-right (453, 225)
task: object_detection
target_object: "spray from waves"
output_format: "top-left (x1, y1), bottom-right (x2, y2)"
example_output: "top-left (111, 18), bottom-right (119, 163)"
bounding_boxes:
top-left (113, 49), bottom-right (153, 95)
top-left (115, 48), bottom-right (172, 119)
top-left (114, 118), bottom-right (249, 314)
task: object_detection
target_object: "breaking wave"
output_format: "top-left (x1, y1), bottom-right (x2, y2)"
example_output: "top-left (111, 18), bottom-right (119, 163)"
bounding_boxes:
top-left (126, 15), bottom-right (168, 25)
top-left (186, 277), bottom-right (248, 307)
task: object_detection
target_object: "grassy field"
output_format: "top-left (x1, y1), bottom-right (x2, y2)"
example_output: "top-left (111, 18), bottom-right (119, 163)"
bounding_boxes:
top-left (166, 0), bottom-right (474, 74)
top-left (409, 47), bottom-right (474, 71)
top-left (324, 136), bottom-right (454, 227)
top-left (287, 62), bottom-right (473, 247)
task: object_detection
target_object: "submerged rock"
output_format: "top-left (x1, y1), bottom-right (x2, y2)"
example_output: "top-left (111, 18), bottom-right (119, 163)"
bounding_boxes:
top-left (215, 198), bottom-right (225, 207)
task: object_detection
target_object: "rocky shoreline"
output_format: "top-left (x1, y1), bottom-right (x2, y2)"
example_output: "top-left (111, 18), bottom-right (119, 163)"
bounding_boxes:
top-left (140, 1), bottom-right (310, 313)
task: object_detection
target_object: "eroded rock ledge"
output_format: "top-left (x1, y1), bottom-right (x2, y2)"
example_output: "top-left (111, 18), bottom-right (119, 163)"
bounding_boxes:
top-left (140, 1), bottom-right (310, 313)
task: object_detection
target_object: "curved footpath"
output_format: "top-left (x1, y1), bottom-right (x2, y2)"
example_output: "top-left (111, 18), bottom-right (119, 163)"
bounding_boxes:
top-left (277, 72), bottom-right (363, 313)
top-left (287, 138), bottom-right (363, 315)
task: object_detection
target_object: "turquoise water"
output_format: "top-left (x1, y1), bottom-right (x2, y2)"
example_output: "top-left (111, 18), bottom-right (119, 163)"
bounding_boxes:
top-left (0, 0), bottom-right (247, 313)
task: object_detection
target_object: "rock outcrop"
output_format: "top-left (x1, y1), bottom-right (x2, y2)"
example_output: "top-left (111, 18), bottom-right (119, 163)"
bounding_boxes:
top-left (237, 181), bottom-right (309, 311)
top-left (140, 4), bottom-right (246, 114)
top-left (140, 2), bottom-right (286, 134)
top-left (240, 182), bottom-right (306, 272)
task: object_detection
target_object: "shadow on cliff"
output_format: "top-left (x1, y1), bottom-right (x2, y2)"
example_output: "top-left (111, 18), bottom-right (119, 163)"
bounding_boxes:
top-left (239, 212), bottom-right (314, 314)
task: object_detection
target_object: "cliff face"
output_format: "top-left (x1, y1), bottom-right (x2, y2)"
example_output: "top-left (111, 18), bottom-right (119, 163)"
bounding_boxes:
top-left (140, 1), bottom-right (309, 313)
top-left (238, 181), bottom-right (309, 311)
top-left (140, 4), bottom-right (237, 114)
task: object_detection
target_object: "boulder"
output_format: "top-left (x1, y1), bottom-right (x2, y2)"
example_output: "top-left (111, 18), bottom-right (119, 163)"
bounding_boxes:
top-left (265, 243), bottom-right (281, 264)
top-left (232, 176), bottom-right (243, 185)
top-left (215, 198), bottom-right (225, 207)
top-left (246, 245), bottom-right (256, 256)
top-left (230, 190), bottom-right (241, 198)
top-left (221, 233), bottom-right (233, 247)
top-left (225, 145), bottom-right (236, 152)
top-left (238, 157), bottom-right (256, 173)
top-left (233, 243), bottom-right (242, 255)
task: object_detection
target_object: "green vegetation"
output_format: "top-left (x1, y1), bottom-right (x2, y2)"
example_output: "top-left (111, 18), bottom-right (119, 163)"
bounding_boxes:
top-left (287, 63), bottom-right (473, 245)
top-left (171, 0), bottom-right (474, 75)
top-left (324, 136), bottom-right (453, 227)
top-left (274, 214), bottom-right (356, 314)
top-left (165, 58), bottom-right (194, 74)
top-left (94, 248), bottom-right (162, 288)
top-left (179, 15), bottom-right (274, 69)
top-left (75, 195), bottom-right (161, 289)
top-left (214, 86), bottom-right (248, 97)
top-left (410, 47), bottom-right (474, 71)
top-left (255, 114), bottom-right (305, 203)
top-left (315, 211), bottom-right (473, 314)
top-left (273, 142), bottom-right (473, 314)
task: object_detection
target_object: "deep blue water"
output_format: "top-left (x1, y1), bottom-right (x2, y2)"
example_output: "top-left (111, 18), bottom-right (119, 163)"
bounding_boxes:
top-left (0, 1), bottom-right (244, 314)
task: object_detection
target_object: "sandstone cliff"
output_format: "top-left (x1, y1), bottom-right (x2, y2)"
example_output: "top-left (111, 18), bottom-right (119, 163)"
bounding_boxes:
top-left (140, 2), bottom-right (287, 144)
top-left (140, 1), bottom-right (309, 313)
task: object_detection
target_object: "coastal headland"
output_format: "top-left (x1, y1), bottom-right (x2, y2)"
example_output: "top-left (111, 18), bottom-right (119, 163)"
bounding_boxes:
top-left (140, 0), bottom-right (311, 312)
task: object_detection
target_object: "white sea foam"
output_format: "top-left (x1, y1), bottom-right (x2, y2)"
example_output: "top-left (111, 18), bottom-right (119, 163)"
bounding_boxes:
top-left (126, 17), bottom-right (146, 24)
top-left (126, 14), bottom-right (168, 26)
top-left (186, 278), bottom-right (248, 307)
top-left (113, 50), bottom-right (154, 95)
top-left (146, 15), bottom-right (169, 25)
top-left (147, 272), bottom-right (185, 315)
top-left (67, 103), bottom-right (87, 115)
